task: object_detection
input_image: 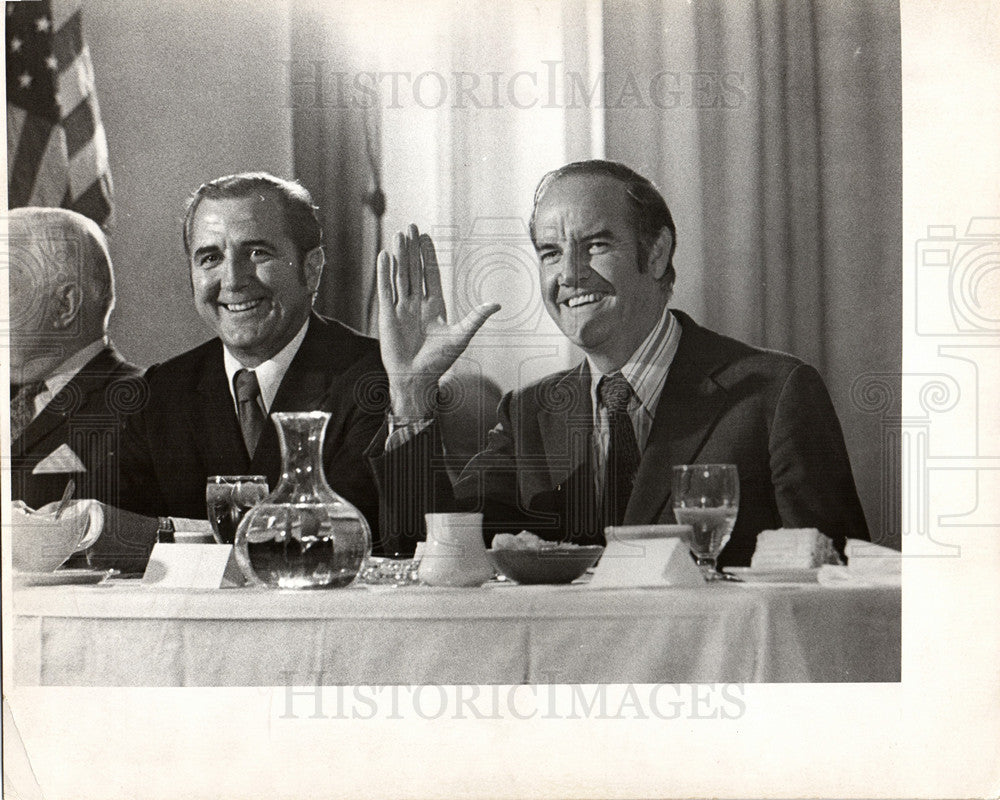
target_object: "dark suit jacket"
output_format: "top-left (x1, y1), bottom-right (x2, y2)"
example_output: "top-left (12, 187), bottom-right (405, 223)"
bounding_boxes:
top-left (112, 314), bottom-right (390, 555)
top-left (10, 346), bottom-right (143, 510)
top-left (376, 310), bottom-right (869, 566)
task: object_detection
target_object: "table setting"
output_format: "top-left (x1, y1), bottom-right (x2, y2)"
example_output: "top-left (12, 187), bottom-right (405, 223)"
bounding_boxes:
top-left (9, 412), bottom-right (901, 685)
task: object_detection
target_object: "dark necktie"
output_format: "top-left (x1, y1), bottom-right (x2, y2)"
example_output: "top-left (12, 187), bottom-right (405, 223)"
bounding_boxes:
top-left (599, 372), bottom-right (641, 528)
top-left (234, 369), bottom-right (266, 458)
top-left (10, 380), bottom-right (47, 442)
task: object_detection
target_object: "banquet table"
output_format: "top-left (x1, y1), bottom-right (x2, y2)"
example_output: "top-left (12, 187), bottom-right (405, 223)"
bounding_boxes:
top-left (11, 578), bottom-right (900, 685)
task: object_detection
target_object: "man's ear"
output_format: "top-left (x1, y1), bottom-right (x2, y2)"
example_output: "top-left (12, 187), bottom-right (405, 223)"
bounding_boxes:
top-left (646, 228), bottom-right (673, 282)
top-left (303, 246), bottom-right (325, 292)
top-left (52, 283), bottom-right (82, 330)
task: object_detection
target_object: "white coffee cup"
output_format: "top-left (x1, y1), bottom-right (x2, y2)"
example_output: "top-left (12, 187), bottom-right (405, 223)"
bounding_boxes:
top-left (418, 513), bottom-right (492, 587)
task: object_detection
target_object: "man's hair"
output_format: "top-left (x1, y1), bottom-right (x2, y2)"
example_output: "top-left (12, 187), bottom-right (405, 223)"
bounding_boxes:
top-left (182, 172), bottom-right (322, 259)
top-left (529, 159), bottom-right (677, 291)
top-left (8, 206), bottom-right (116, 326)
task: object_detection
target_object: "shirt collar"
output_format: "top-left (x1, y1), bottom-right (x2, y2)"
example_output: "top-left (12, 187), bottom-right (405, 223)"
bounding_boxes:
top-left (222, 318), bottom-right (310, 413)
top-left (42, 339), bottom-right (108, 401)
top-left (587, 306), bottom-right (680, 416)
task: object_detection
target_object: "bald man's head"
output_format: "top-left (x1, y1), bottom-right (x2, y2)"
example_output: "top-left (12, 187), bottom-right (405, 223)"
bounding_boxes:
top-left (8, 208), bottom-right (116, 382)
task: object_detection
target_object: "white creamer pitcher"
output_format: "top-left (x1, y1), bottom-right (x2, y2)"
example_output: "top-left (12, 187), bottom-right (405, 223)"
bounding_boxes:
top-left (417, 513), bottom-right (492, 587)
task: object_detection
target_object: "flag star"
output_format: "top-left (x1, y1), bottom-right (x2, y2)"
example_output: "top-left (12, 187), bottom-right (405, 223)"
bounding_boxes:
top-left (35, 16), bottom-right (51, 32)
top-left (19, 72), bottom-right (33, 89)
top-left (10, 36), bottom-right (22, 52)
top-left (45, 55), bottom-right (58, 70)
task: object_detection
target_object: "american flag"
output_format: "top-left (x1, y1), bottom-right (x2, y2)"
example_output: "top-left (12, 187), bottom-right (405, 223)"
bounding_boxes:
top-left (6, 0), bottom-right (113, 225)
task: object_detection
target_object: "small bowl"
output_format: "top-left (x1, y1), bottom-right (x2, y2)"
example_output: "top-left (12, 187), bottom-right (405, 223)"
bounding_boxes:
top-left (11, 500), bottom-right (101, 573)
top-left (487, 546), bottom-right (604, 584)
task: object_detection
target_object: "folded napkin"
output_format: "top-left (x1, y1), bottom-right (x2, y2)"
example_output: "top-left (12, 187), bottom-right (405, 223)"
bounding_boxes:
top-left (818, 539), bottom-right (901, 587)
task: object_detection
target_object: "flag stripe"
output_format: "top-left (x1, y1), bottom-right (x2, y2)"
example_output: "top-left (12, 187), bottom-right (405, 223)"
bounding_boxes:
top-left (26, 124), bottom-right (70, 207)
top-left (70, 176), bottom-right (112, 223)
top-left (55, 47), bottom-right (93, 115)
top-left (62, 94), bottom-right (95, 156)
top-left (53, 8), bottom-right (84, 70)
top-left (67, 135), bottom-right (104, 197)
top-left (8, 112), bottom-right (56, 206)
top-left (6, 104), bottom-right (28, 153)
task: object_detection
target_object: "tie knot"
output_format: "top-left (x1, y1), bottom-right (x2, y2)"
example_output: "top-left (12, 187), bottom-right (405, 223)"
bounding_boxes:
top-left (234, 369), bottom-right (261, 403)
top-left (599, 372), bottom-right (632, 414)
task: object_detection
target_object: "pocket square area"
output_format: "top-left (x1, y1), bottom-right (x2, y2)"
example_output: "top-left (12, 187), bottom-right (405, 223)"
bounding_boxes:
top-left (33, 444), bottom-right (87, 474)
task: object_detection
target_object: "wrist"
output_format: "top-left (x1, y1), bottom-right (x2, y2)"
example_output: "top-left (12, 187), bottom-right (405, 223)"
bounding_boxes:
top-left (389, 381), bottom-right (438, 419)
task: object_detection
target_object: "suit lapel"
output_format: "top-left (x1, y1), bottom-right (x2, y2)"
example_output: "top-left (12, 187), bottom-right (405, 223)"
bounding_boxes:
top-left (17, 348), bottom-right (126, 452)
top-left (195, 344), bottom-right (252, 475)
top-left (17, 403), bottom-right (69, 453)
top-left (625, 313), bottom-right (730, 523)
top-left (536, 362), bottom-right (592, 491)
top-left (249, 317), bottom-right (331, 473)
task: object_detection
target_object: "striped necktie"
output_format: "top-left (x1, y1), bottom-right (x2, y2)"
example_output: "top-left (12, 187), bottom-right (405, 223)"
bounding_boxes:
top-left (599, 372), bottom-right (641, 527)
top-left (234, 369), bottom-right (266, 458)
top-left (10, 380), bottom-right (47, 442)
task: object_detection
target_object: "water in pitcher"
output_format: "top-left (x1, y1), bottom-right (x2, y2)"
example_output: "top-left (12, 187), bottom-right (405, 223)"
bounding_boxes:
top-left (241, 504), bottom-right (367, 589)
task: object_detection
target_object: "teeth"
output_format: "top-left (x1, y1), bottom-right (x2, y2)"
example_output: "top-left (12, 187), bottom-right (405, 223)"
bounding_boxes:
top-left (223, 300), bottom-right (263, 312)
top-left (566, 293), bottom-right (603, 308)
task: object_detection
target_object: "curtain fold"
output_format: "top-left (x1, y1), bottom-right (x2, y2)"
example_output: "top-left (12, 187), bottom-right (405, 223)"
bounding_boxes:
top-left (606, 0), bottom-right (901, 547)
top-left (290, 1), bottom-right (382, 334)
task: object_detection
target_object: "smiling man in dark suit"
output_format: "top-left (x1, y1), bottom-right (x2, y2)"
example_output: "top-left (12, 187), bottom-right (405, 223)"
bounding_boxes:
top-left (8, 207), bottom-right (143, 511)
top-left (374, 160), bottom-right (870, 566)
top-left (96, 173), bottom-right (389, 568)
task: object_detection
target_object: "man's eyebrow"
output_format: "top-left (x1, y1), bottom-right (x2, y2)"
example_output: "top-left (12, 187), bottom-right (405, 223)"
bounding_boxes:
top-left (535, 227), bottom-right (617, 245)
top-left (242, 239), bottom-right (275, 250)
top-left (192, 244), bottom-right (220, 260)
top-left (580, 228), bottom-right (616, 241)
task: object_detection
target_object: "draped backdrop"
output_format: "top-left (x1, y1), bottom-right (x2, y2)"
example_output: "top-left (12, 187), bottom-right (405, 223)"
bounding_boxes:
top-left (289, 0), bottom-right (901, 548)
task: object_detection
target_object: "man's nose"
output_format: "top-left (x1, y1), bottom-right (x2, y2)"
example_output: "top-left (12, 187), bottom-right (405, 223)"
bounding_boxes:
top-left (560, 243), bottom-right (590, 286)
top-left (220, 253), bottom-right (252, 289)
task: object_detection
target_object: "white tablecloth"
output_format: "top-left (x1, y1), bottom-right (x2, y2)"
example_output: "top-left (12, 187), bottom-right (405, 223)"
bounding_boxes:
top-left (12, 580), bottom-right (900, 685)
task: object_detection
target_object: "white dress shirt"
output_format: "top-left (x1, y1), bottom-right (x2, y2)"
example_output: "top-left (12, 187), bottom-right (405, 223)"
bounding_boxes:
top-left (221, 318), bottom-right (310, 416)
top-left (587, 306), bottom-right (682, 497)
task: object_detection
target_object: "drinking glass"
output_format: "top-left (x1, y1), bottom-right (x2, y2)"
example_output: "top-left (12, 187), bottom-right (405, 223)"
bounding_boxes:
top-left (206, 475), bottom-right (268, 545)
top-left (671, 464), bottom-right (740, 581)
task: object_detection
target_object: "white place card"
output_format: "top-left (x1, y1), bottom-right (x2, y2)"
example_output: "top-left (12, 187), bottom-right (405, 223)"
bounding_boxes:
top-left (588, 528), bottom-right (704, 589)
top-left (142, 543), bottom-right (245, 588)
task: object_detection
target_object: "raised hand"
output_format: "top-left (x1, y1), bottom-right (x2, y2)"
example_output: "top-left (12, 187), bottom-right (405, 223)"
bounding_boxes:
top-left (377, 224), bottom-right (500, 418)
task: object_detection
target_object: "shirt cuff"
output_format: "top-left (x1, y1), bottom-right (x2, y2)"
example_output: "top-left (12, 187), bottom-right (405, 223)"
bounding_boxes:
top-left (385, 416), bottom-right (433, 451)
